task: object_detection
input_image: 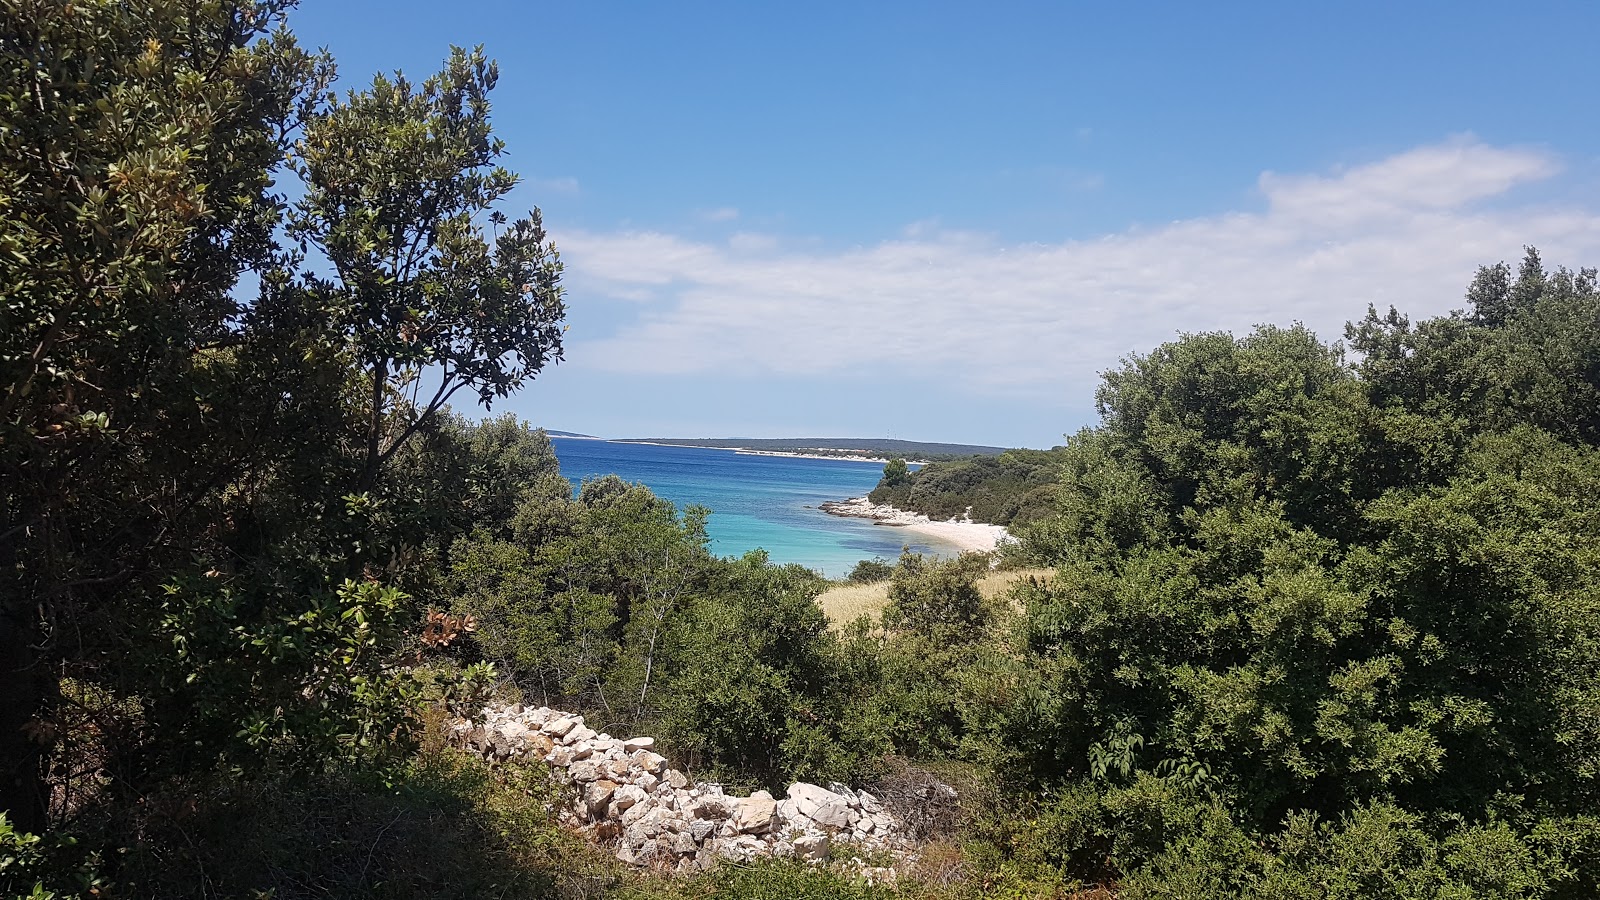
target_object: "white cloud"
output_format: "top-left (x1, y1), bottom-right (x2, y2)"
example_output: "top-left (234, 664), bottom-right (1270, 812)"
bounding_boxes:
top-left (555, 139), bottom-right (1600, 398)
top-left (530, 176), bottom-right (581, 194)
top-left (700, 206), bottom-right (740, 222)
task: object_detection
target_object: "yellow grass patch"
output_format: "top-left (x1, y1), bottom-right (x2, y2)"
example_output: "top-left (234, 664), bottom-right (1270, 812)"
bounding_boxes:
top-left (815, 581), bottom-right (891, 628)
top-left (815, 567), bottom-right (1056, 629)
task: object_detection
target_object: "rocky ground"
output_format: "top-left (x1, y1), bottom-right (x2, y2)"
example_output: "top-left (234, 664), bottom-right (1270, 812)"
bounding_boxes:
top-left (819, 497), bottom-right (1010, 553)
top-left (453, 704), bottom-right (928, 881)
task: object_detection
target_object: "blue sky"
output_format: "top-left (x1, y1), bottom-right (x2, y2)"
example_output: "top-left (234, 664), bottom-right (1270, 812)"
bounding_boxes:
top-left (288, 1), bottom-right (1600, 448)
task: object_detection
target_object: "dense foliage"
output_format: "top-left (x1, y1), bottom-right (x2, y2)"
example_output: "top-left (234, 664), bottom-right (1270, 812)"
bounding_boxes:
top-left (0, 0), bottom-right (565, 891)
top-left (987, 254), bottom-right (1600, 896)
top-left (869, 448), bottom-right (1068, 525)
top-left (4, 2), bottom-right (1598, 898)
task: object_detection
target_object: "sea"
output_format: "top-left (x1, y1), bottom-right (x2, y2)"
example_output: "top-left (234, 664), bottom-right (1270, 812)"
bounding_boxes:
top-left (549, 437), bottom-right (958, 578)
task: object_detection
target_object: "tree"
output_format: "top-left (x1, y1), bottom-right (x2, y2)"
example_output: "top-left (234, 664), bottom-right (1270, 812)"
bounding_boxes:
top-left (1012, 296), bottom-right (1600, 884)
top-left (0, 0), bottom-right (328, 831)
top-left (882, 457), bottom-right (911, 487)
top-left (0, 5), bottom-right (567, 835)
top-left (286, 45), bottom-right (565, 493)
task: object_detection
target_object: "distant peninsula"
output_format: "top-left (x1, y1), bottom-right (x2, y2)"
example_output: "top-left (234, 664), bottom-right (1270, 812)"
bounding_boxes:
top-left (611, 437), bottom-right (1006, 463)
top-left (545, 429), bottom-right (602, 439)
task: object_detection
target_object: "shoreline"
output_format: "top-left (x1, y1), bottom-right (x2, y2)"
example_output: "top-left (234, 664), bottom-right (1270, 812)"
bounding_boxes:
top-left (819, 497), bottom-right (1010, 554)
top-left (732, 448), bottom-right (929, 465)
top-left (611, 441), bottom-right (926, 466)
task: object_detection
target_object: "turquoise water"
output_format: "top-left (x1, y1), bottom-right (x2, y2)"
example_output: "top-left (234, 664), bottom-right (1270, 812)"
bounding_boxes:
top-left (550, 438), bottom-right (955, 577)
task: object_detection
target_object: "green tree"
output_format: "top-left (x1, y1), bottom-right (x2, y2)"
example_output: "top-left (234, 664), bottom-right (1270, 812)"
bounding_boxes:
top-left (0, 3), bottom-right (566, 837)
top-left (882, 457), bottom-right (911, 487)
top-left (1006, 278), bottom-right (1600, 889)
top-left (286, 44), bottom-right (565, 493)
top-left (0, 0), bottom-right (329, 831)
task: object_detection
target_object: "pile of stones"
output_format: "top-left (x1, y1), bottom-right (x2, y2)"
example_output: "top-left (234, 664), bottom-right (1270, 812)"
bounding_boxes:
top-left (452, 704), bottom-right (911, 878)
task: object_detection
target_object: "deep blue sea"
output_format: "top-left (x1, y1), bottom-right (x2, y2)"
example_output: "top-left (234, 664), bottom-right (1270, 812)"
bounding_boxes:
top-left (549, 438), bottom-right (956, 577)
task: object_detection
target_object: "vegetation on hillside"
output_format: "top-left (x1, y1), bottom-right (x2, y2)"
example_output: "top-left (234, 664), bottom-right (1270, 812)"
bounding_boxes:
top-left (869, 448), bottom-right (1069, 524)
top-left (3, 3), bottom-right (1598, 898)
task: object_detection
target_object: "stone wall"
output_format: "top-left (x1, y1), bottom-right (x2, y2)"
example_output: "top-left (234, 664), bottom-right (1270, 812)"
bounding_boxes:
top-left (452, 704), bottom-right (912, 879)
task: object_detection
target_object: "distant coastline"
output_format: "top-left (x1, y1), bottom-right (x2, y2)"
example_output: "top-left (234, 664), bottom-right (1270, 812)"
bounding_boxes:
top-left (819, 496), bottom-right (1009, 554)
top-left (732, 448), bottom-right (928, 465)
top-left (612, 436), bottom-right (1006, 462)
top-left (611, 440), bottom-right (927, 466)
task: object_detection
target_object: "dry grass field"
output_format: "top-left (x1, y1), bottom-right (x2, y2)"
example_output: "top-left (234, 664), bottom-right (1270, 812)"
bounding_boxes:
top-left (815, 567), bottom-right (1056, 628)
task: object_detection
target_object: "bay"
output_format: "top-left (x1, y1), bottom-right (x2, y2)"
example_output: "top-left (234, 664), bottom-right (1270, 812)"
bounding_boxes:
top-left (549, 437), bottom-right (957, 577)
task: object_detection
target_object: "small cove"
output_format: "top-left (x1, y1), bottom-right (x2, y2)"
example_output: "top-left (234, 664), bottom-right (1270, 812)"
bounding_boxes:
top-left (550, 437), bottom-right (960, 577)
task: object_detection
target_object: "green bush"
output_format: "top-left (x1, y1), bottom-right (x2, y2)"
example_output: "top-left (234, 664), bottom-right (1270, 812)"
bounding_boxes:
top-left (847, 558), bottom-right (896, 583)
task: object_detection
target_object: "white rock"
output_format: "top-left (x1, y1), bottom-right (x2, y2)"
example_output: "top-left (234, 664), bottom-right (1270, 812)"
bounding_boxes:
top-left (612, 784), bottom-right (647, 812)
top-left (623, 736), bottom-right (655, 751)
top-left (542, 717), bottom-right (576, 737)
top-left (794, 833), bottom-right (830, 861)
top-left (734, 791), bottom-right (778, 834)
top-left (787, 783), bottom-right (857, 830)
top-left (857, 789), bottom-right (883, 813)
top-left (633, 751), bottom-right (668, 775)
top-left (585, 779), bottom-right (618, 814)
top-left (695, 795), bottom-right (735, 820)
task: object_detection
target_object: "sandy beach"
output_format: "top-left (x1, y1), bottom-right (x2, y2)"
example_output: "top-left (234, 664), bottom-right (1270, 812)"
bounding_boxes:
top-left (732, 448), bottom-right (930, 465)
top-left (818, 496), bottom-right (1010, 553)
top-left (614, 441), bottom-right (928, 465)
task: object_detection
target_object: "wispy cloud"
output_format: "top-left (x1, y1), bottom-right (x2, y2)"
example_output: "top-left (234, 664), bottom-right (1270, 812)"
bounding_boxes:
top-left (700, 206), bottom-right (740, 222)
top-left (530, 175), bottom-right (581, 194)
top-left (556, 138), bottom-right (1600, 398)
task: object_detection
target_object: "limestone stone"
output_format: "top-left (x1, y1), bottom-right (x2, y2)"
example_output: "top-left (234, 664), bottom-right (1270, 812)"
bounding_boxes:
top-left (620, 797), bottom-right (655, 826)
top-left (694, 795), bottom-right (734, 820)
top-left (585, 779), bottom-right (618, 815)
top-left (634, 750), bottom-right (668, 775)
top-left (733, 790), bottom-right (778, 834)
top-left (459, 703), bottom-right (913, 873)
top-left (787, 782), bottom-right (857, 829)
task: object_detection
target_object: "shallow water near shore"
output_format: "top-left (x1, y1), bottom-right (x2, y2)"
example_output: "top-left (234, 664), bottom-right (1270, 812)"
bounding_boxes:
top-left (551, 437), bottom-right (960, 577)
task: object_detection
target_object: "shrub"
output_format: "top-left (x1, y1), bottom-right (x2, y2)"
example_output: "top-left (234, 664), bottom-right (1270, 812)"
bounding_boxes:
top-left (848, 559), bottom-right (895, 584)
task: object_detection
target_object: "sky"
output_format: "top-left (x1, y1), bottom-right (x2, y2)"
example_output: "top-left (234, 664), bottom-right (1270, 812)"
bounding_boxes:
top-left (287, 1), bottom-right (1600, 449)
